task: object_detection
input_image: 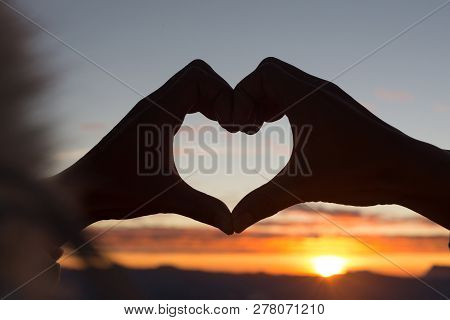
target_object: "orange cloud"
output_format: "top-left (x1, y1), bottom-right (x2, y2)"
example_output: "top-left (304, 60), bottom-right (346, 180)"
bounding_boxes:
top-left (80, 122), bottom-right (107, 132)
top-left (375, 88), bottom-right (414, 103)
top-left (71, 206), bottom-right (449, 277)
top-left (82, 226), bottom-right (448, 255)
top-left (62, 227), bottom-right (449, 277)
top-left (257, 205), bottom-right (446, 237)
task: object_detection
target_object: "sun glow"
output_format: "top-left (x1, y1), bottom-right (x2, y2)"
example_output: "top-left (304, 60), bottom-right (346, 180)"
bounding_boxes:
top-left (311, 256), bottom-right (347, 277)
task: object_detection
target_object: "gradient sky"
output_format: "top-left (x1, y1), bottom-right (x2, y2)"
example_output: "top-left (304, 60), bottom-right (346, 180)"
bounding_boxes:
top-left (9, 0), bottom-right (450, 275)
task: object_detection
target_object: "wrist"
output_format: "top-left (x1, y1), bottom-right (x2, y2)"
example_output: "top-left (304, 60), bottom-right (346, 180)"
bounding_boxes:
top-left (390, 138), bottom-right (450, 228)
top-left (49, 165), bottom-right (101, 229)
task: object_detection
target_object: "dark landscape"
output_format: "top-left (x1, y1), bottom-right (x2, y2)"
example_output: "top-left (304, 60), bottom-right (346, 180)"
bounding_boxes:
top-left (59, 265), bottom-right (450, 299)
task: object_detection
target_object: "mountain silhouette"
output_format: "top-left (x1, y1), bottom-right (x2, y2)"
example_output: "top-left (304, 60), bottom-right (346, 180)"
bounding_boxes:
top-left (58, 265), bottom-right (449, 299)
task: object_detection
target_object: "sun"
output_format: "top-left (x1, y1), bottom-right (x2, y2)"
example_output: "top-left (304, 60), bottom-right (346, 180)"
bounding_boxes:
top-left (311, 256), bottom-right (347, 277)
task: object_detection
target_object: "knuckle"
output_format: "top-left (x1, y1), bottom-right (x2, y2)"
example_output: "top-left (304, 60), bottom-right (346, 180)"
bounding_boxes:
top-left (234, 80), bottom-right (246, 93)
top-left (324, 81), bottom-right (340, 91)
top-left (183, 60), bottom-right (214, 81)
top-left (256, 58), bottom-right (280, 76)
top-left (258, 56), bottom-right (281, 67)
top-left (184, 65), bottom-right (205, 81)
top-left (187, 59), bottom-right (210, 71)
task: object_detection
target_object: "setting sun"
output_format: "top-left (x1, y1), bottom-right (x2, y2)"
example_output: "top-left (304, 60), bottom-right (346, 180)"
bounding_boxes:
top-left (311, 256), bottom-right (347, 277)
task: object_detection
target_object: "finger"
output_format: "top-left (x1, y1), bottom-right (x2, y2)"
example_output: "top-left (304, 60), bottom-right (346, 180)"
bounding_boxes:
top-left (233, 87), bottom-right (258, 134)
top-left (260, 57), bottom-right (325, 87)
top-left (213, 90), bottom-right (237, 132)
top-left (241, 109), bottom-right (265, 135)
top-left (232, 59), bottom-right (299, 131)
top-left (150, 59), bottom-right (229, 117)
top-left (154, 66), bottom-right (204, 120)
top-left (93, 61), bottom-right (217, 146)
top-left (232, 68), bottom-right (262, 129)
top-left (170, 60), bottom-right (234, 127)
top-left (166, 182), bottom-right (233, 235)
top-left (232, 176), bottom-right (300, 233)
top-left (260, 58), bottom-right (400, 131)
top-left (182, 62), bottom-right (236, 131)
top-left (195, 67), bottom-right (234, 124)
top-left (244, 99), bottom-right (271, 135)
top-left (156, 61), bottom-right (233, 124)
top-left (122, 61), bottom-right (213, 123)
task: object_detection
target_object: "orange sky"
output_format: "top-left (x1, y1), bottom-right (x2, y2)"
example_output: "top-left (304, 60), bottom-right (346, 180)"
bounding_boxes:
top-left (61, 205), bottom-right (450, 277)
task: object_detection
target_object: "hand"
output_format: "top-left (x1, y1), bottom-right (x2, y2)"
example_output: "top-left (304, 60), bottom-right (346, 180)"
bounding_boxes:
top-left (232, 57), bottom-right (450, 232)
top-left (54, 60), bottom-right (234, 234)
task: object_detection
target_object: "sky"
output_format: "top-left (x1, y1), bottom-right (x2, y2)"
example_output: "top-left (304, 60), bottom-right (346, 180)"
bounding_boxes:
top-left (9, 0), bottom-right (450, 277)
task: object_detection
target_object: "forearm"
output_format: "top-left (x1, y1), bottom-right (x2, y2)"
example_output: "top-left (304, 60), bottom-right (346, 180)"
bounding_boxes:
top-left (394, 139), bottom-right (450, 229)
top-left (46, 163), bottom-right (100, 231)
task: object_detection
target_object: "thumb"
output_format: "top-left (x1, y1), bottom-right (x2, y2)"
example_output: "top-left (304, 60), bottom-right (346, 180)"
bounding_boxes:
top-left (167, 182), bottom-right (233, 235)
top-left (232, 176), bottom-right (300, 233)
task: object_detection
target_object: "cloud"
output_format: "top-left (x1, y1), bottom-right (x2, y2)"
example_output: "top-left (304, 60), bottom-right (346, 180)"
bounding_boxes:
top-left (53, 148), bottom-right (88, 162)
top-left (360, 101), bottom-right (377, 112)
top-left (84, 205), bottom-right (447, 253)
top-left (375, 88), bottom-right (414, 103)
top-left (250, 204), bottom-right (447, 238)
top-left (80, 122), bottom-right (107, 132)
top-left (433, 103), bottom-right (450, 113)
top-left (83, 226), bottom-right (449, 257)
top-left (284, 204), bottom-right (363, 216)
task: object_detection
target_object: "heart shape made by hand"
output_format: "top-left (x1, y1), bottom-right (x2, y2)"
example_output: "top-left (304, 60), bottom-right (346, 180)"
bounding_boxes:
top-left (166, 58), bottom-right (425, 233)
top-left (173, 113), bottom-right (293, 210)
top-left (58, 58), bottom-right (446, 235)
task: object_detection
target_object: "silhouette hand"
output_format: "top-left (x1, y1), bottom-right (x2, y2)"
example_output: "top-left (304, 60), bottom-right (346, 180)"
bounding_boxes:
top-left (232, 58), bottom-right (450, 232)
top-left (55, 60), bottom-right (234, 234)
